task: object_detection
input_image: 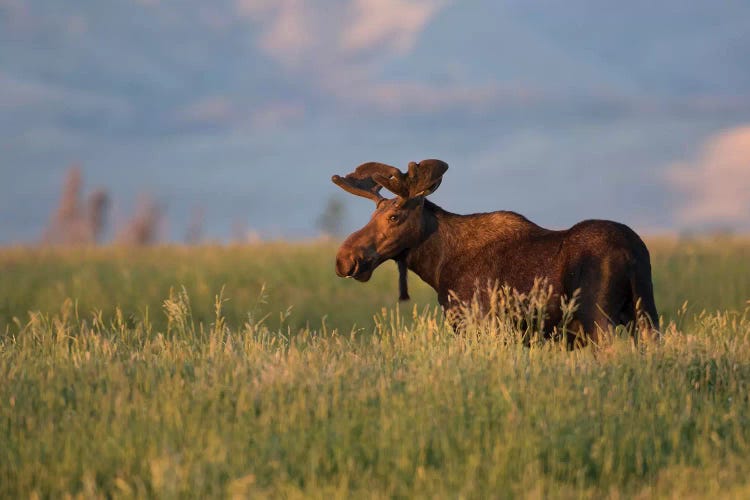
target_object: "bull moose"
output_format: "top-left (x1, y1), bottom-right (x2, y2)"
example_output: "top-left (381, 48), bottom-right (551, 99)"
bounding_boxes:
top-left (332, 159), bottom-right (659, 346)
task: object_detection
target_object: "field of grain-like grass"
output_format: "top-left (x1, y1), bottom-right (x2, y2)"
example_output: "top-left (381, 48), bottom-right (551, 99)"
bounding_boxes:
top-left (1, 238), bottom-right (750, 497)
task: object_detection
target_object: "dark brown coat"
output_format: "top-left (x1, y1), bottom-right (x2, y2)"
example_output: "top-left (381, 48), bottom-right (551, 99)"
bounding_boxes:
top-left (333, 160), bottom-right (659, 346)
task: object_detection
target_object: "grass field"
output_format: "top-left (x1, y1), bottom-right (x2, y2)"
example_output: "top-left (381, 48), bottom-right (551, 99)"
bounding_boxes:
top-left (1, 238), bottom-right (750, 497)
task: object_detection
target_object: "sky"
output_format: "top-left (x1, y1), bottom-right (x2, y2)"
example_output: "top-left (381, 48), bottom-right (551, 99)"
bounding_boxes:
top-left (1, 0), bottom-right (750, 243)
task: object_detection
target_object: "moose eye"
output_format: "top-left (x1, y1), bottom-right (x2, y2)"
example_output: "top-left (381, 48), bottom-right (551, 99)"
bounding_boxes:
top-left (388, 214), bottom-right (399, 223)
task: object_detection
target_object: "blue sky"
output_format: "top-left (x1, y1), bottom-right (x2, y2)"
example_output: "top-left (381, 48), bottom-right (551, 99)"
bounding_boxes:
top-left (2, 0), bottom-right (749, 243)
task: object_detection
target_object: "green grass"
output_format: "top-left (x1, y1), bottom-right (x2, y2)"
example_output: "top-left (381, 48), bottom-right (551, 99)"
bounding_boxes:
top-left (1, 238), bottom-right (750, 498)
top-left (649, 237), bottom-right (750, 321)
top-left (0, 242), bottom-right (436, 336)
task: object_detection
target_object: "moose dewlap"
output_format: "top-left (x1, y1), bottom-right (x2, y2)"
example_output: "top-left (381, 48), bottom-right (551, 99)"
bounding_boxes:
top-left (332, 159), bottom-right (659, 348)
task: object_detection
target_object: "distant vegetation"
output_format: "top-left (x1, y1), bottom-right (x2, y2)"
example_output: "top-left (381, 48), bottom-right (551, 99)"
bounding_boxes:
top-left (39, 167), bottom-right (346, 247)
top-left (316, 195), bottom-right (346, 237)
top-left (42, 166), bottom-right (165, 247)
top-left (1, 239), bottom-right (749, 497)
top-left (41, 166), bottom-right (110, 246)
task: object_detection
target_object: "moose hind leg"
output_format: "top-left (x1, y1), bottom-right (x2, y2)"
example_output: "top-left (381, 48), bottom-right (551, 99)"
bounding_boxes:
top-left (575, 257), bottom-right (631, 346)
top-left (631, 272), bottom-right (660, 344)
top-left (573, 298), bottom-right (610, 346)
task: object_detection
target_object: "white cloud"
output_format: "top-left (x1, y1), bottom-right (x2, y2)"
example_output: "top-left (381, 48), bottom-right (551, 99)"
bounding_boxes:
top-left (234, 0), bottom-right (520, 115)
top-left (340, 0), bottom-right (442, 55)
top-left (666, 125), bottom-right (750, 227)
top-left (235, 0), bottom-right (446, 77)
top-left (236, 0), bottom-right (339, 70)
top-left (236, 0), bottom-right (316, 68)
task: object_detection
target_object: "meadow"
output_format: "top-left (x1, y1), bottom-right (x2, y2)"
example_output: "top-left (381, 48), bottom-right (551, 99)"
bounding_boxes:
top-left (1, 238), bottom-right (750, 498)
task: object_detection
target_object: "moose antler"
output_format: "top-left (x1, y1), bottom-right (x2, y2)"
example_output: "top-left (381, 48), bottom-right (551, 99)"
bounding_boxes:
top-left (404, 159), bottom-right (449, 198)
top-left (332, 159), bottom-right (449, 203)
top-left (332, 159), bottom-right (448, 303)
top-left (332, 162), bottom-right (407, 202)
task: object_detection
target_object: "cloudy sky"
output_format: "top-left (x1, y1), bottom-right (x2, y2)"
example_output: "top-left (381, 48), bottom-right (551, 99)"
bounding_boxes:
top-left (2, 0), bottom-right (749, 243)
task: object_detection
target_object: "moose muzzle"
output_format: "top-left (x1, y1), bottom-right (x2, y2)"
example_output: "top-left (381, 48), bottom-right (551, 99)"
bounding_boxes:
top-left (335, 231), bottom-right (379, 282)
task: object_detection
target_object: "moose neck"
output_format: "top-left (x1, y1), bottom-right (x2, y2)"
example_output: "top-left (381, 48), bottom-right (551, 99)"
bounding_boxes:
top-left (403, 201), bottom-right (471, 292)
top-left (404, 201), bottom-right (539, 295)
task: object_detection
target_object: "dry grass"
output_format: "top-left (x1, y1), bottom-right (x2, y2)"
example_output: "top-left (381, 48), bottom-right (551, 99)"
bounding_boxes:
top-left (1, 240), bottom-right (749, 497)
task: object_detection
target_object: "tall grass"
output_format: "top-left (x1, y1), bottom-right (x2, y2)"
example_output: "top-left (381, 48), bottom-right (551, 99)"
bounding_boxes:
top-left (650, 237), bottom-right (750, 321)
top-left (0, 243), bottom-right (437, 335)
top-left (1, 239), bottom-right (750, 497)
top-left (2, 292), bottom-right (750, 497)
top-left (2, 237), bottom-right (749, 334)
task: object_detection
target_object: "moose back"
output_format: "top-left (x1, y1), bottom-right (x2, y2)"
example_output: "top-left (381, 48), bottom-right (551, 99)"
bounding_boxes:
top-left (332, 159), bottom-right (659, 346)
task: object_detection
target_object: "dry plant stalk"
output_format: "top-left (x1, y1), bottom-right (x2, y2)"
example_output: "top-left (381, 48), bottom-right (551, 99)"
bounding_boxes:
top-left (115, 195), bottom-right (163, 246)
top-left (42, 166), bottom-right (109, 246)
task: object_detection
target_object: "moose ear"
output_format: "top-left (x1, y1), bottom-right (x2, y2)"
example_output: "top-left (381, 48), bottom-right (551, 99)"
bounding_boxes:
top-left (407, 159), bottom-right (448, 198)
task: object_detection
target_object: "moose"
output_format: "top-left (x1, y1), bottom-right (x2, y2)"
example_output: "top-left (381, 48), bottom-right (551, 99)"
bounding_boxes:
top-left (332, 159), bottom-right (659, 346)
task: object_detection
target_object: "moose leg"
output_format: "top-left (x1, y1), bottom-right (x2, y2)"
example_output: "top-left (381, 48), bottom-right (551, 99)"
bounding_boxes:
top-left (564, 319), bottom-right (588, 349)
top-left (574, 257), bottom-right (631, 346)
top-left (630, 266), bottom-right (660, 344)
top-left (574, 295), bottom-right (620, 347)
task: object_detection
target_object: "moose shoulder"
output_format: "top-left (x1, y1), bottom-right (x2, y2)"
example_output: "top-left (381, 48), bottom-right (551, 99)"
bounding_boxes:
top-left (332, 159), bottom-right (659, 346)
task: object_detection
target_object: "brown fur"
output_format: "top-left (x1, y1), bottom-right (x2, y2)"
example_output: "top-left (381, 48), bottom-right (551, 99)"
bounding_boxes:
top-left (333, 160), bottom-right (659, 346)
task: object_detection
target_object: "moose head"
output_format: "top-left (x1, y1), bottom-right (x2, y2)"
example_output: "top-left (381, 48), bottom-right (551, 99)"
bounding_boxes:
top-left (332, 159), bottom-right (448, 294)
top-left (330, 159), bottom-right (660, 347)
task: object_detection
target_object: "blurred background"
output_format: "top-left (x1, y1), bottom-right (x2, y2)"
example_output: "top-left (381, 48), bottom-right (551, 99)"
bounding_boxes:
top-left (2, 0), bottom-right (749, 245)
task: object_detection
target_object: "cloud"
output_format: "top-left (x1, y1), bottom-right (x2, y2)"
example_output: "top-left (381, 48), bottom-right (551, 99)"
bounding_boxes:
top-left (235, 0), bottom-right (750, 119)
top-left (177, 95), bottom-right (304, 131)
top-left (0, 72), bottom-right (127, 114)
top-left (234, 0), bottom-right (527, 116)
top-left (666, 125), bottom-right (750, 227)
top-left (0, 0), bottom-right (25, 17)
top-left (236, 0), bottom-right (315, 68)
top-left (235, 0), bottom-right (446, 78)
top-left (0, 0), bottom-right (31, 32)
top-left (335, 80), bottom-right (535, 114)
top-left (340, 0), bottom-right (442, 55)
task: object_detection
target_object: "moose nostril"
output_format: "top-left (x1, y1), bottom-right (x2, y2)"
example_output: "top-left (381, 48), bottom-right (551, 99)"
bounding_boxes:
top-left (336, 258), bottom-right (357, 277)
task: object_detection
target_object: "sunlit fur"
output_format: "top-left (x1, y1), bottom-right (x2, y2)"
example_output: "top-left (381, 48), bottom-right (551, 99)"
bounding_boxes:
top-left (338, 198), bottom-right (659, 347)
